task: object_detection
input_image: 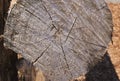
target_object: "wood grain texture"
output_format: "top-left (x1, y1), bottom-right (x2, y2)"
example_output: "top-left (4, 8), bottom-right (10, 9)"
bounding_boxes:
top-left (4, 0), bottom-right (113, 81)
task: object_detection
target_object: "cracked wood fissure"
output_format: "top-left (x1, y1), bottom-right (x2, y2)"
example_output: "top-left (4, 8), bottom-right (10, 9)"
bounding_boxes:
top-left (4, 0), bottom-right (113, 81)
top-left (32, 44), bottom-right (50, 64)
top-left (61, 44), bottom-right (73, 79)
top-left (65, 17), bottom-right (77, 43)
top-left (40, 0), bottom-right (58, 31)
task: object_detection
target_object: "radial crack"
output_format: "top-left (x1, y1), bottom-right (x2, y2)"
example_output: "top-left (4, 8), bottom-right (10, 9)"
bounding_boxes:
top-left (32, 45), bottom-right (50, 64)
top-left (40, 0), bottom-right (58, 30)
top-left (65, 17), bottom-right (77, 43)
top-left (85, 41), bottom-right (107, 48)
top-left (97, 5), bottom-right (107, 11)
top-left (24, 9), bottom-right (47, 25)
top-left (61, 45), bottom-right (73, 78)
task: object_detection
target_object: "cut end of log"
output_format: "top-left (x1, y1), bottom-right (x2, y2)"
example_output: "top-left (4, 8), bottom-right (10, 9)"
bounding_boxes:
top-left (4, 0), bottom-right (113, 81)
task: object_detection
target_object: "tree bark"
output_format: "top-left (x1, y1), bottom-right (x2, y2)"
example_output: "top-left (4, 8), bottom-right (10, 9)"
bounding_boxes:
top-left (0, 0), bottom-right (18, 81)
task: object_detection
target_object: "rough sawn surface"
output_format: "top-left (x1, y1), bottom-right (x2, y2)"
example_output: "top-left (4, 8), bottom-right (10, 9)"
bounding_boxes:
top-left (4, 0), bottom-right (113, 81)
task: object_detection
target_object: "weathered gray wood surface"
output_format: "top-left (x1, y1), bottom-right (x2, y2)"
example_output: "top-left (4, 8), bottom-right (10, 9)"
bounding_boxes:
top-left (4, 0), bottom-right (113, 81)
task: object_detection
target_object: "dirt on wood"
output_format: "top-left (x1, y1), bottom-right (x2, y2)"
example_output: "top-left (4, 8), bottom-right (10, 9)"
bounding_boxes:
top-left (108, 3), bottom-right (120, 79)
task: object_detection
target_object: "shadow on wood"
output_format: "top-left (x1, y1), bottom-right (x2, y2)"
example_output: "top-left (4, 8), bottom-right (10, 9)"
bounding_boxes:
top-left (0, 0), bottom-right (18, 81)
top-left (16, 58), bottom-right (36, 81)
top-left (85, 52), bottom-right (120, 81)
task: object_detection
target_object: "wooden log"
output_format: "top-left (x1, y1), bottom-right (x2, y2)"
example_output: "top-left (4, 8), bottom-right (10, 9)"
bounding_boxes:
top-left (4, 0), bottom-right (113, 81)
